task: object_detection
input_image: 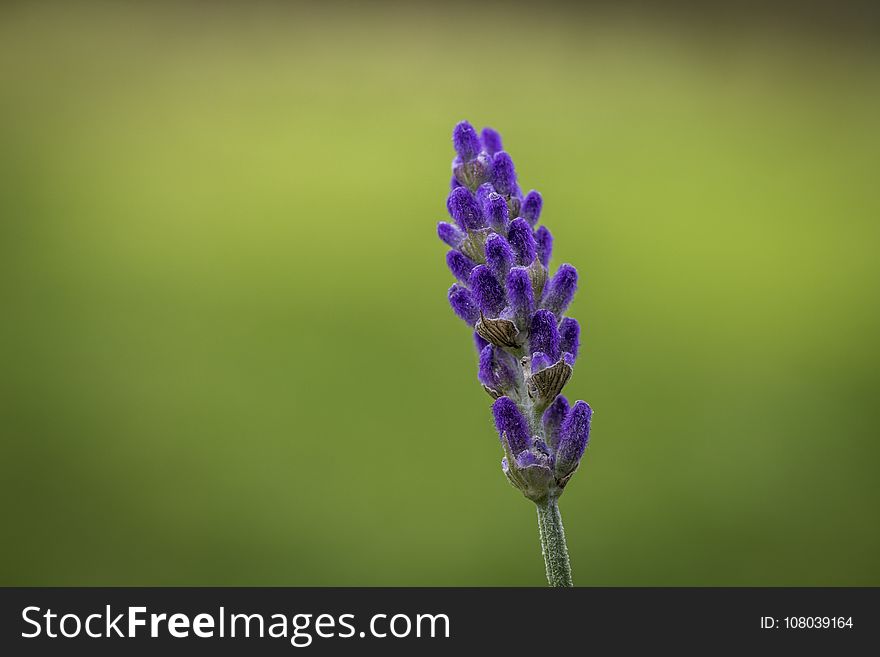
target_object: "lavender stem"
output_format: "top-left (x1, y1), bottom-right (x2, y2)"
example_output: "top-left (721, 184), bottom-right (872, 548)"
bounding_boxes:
top-left (536, 496), bottom-right (573, 587)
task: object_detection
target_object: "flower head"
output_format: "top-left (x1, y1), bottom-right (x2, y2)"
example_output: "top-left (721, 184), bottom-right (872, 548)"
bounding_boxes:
top-left (436, 121), bottom-right (593, 502)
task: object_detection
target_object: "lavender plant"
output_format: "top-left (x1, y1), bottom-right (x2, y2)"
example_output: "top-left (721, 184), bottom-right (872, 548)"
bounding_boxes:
top-left (438, 121), bottom-right (593, 587)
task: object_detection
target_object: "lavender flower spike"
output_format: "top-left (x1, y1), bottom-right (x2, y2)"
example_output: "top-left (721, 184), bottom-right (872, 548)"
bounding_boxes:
top-left (435, 121), bottom-right (594, 587)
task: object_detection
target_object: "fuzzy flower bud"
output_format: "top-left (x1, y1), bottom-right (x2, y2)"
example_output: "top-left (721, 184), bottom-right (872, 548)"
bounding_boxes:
top-left (534, 226), bottom-right (553, 268)
top-left (475, 182), bottom-right (494, 209)
top-left (468, 264), bottom-right (506, 317)
top-left (447, 186), bottom-right (484, 231)
top-left (448, 284), bottom-right (479, 325)
top-left (559, 317), bottom-right (580, 360)
top-left (521, 190), bottom-right (543, 226)
top-left (542, 395), bottom-right (570, 450)
top-left (438, 221), bottom-right (465, 249)
top-left (485, 233), bottom-right (514, 278)
top-left (556, 401), bottom-right (592, 478)
top-left (505, 266), bottom-right (534, 328)
top-left (491, 151), bottom-right (518, 195)
top-left (453, 120), bottom-right (481, 162)
top-left (484, 192), bottom-right (510, 233)
top-left (543, 264), bottom-right (578, 316)
top-left (481, 127), bottom-right (503, 155)
top-left (446, 250), bottom-right (477, 282)
top-left (507, 218), bottom-right (536, 266)
top-left (529, 309), bottom-right (560, 361)
top-left (492, 396), bottom-right (531, 456)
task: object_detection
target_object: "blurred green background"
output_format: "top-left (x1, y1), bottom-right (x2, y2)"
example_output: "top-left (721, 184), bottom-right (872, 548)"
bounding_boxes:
top-left (1, 2), bottom-right (879, 586)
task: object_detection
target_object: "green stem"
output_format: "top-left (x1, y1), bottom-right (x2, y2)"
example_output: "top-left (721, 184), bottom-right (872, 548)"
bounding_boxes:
top-left (536, 496), bottom-right (573, 587)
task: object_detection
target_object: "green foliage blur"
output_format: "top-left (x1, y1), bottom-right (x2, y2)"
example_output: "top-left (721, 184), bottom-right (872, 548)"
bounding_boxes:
top-left (2, 3), bottom-right (879, 586)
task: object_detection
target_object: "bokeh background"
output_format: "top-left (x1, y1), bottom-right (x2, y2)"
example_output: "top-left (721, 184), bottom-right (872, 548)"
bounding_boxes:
top-left (2, 1), bottom-right (879, 586)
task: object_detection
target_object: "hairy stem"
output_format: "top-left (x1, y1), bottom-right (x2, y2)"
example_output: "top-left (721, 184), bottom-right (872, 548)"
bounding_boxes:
top-left (536, 496), bottom-right (573, 587)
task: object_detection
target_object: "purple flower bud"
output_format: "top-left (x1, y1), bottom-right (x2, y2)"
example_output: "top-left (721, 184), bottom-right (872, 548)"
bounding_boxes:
top-left (505, 266), bottom-right (534, 326)
top-left (484, 192), bottom-right (510, 233)
top-left (543, 264), bottom-right (578, 316)
top-left (531, 351), bottom-right (552, 373)
top-left (508, 217), bottom-right (537, 266)
top-left (447, 186), bottom-right (484, 231)
top-left (468, 264), bottom-right (506, 317)
top-left (448, 284), bottom-right (479, 325)
top-left (492, 396), bottom-right (531, 455)
top-left (478, 345), bottom-right (517, 392)
top-left (485, 233), bottom-right (514, 278)
top-left (450, 175), bottom-right (463, 191)
top-left (475, 182), bottom-right (494, 208)
top-left (542, 395), bottom-right (570, 450)
top-left (491, 151), bottom-right (518, 195)
top-left (522, 190), bottom-right (543, 226)
top-left (559, 317), bottom-right (580, 359)
top-left (438, 221), bottom-right (465, 249)
top-left (534, 226), bottom-right (553, 268)
top-left (529, 309), bottom-right (560, 361)
top-left (481, 127), bottom-right (503, 155)
top-left (447, 250), bottom-right (476, 282)
top-left (562, 352), bottom-right (575, 367)
top-left (556, 401), bottom-right (592, 475)
top-left (453, 120), bottom-right (481, 162)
